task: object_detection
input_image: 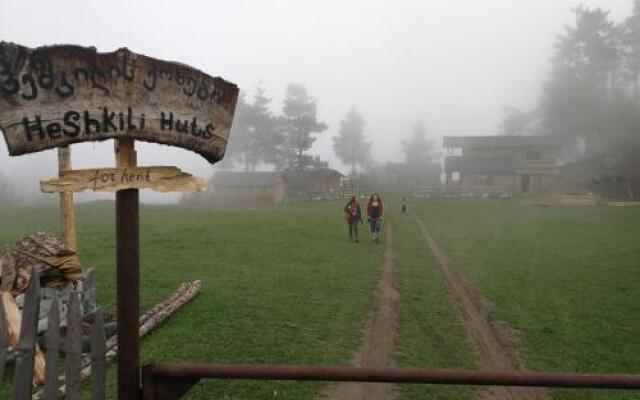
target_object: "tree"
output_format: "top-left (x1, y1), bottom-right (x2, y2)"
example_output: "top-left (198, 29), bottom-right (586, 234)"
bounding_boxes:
top-left (225, 92), bottom-right (251, 169)
top-left (536, 2), bottom-right (640, 198)
top-left (623, 0), bottom-right (640, 102)
top-left (332, 107), bottom-right (371, 174)
top-left (247, 86), bottom-right (284, 169)
top-left (309, 155), bottom-right (329, 170)
top-left (540, 5), bottom-right (624, 155)
top-left (225, 86), bottom-right (282, 171)
top-left (500, 107), bottom-right (535, 136)
top-left (402, 121), bottom-right (437, 165)
top-left (280, 84), bottom-right (328, 171)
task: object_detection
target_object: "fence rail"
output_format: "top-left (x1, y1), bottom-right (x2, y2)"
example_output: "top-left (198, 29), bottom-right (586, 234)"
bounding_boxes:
top-left (1, 271), bottom-right (106, 400)
top-left (141, 362), bottom-right (640, 400)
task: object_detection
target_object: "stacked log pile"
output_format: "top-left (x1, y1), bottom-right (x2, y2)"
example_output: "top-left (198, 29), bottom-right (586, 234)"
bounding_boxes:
top-left (0, 232), bottom-right (83, 295)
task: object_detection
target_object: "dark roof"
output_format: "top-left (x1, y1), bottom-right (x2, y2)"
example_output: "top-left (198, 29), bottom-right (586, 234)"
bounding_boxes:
top-left (283, 169), bottom-right (344, 179)
top-left (211, 171), bottom-right (285, 187)
top-left (445, 156), bottom-right (523, 174)
top-left (386, 162), bottom-right (441, 175)
top-left (284, 169), bottom-right (344, 190)
top-left (443, 135), bottom-right (560, 149)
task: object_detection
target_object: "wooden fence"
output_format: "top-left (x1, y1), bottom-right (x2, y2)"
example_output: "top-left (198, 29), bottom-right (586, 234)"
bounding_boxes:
top-left (1, 270), bottom-right (107, 400)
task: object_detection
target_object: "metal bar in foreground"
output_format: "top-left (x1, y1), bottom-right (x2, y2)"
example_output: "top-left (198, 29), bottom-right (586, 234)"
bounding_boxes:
top-left (146, 363), bottom-right (640, 390)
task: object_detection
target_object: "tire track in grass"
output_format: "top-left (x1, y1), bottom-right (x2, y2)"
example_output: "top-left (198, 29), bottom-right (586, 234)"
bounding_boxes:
top-left (319, 226), bottom-right (399, 400)
top-left (415, 215), bottom-right (552, 400)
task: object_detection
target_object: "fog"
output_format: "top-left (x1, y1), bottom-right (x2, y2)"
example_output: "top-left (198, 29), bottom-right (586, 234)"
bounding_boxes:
top-left (0, 0), bottom-right (633, 202)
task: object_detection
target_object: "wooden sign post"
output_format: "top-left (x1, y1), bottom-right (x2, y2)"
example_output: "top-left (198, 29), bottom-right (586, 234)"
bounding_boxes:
top-left (115, 138), bottom-right (140, 399)
top-left (0, 42), bottom-right (239, 400)
top-left (58, 146), bottom-right (77, 251)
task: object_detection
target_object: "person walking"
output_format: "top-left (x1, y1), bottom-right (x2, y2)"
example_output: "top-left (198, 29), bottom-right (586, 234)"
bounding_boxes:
top-left (401, 197), bottom-right (407, 213)
top-left (343, 196), bottom-right (363, 242)
top-left (366, 193), bottom-right (384, 244)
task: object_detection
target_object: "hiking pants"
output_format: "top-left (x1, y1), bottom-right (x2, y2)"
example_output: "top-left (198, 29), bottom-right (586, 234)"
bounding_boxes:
top-left (370, 217), bottom-right (382, 240)
top-left (348, 217), bottom-right (359, 239)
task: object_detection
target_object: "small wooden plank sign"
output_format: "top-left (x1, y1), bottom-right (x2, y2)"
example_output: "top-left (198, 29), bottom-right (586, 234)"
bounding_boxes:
top-left (41, 166), bottom-right (205, 193)
top-left (0, 42), bottom-right (239, 164)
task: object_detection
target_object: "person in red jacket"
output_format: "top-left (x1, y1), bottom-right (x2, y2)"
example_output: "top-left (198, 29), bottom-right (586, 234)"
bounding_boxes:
top-left (343, 196), bottom-right (363, 242)
top-left (366, 193), bottom-right (384, 244)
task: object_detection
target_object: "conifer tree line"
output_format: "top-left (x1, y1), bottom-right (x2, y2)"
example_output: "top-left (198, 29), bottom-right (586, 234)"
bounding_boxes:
top-left (225, 83), bottom-right (330, 172)
top-left (226, 84), bottom-right (438, 173)
top-left (501, 1), bottom-right (640, 158)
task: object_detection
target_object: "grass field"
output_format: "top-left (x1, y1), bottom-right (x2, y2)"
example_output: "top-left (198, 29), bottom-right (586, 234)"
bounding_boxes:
top-left (391, 209), bottom-right (475, 400)
top-left (1, 199), bottom-right (639, 399)
top-left (0, 201), bottom-right (384, 399)
top-left (414, 200), bottom-right (640, 400)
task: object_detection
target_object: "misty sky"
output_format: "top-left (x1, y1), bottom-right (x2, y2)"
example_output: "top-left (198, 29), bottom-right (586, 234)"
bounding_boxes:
top-left (0, 0), bottom-right (633, 202)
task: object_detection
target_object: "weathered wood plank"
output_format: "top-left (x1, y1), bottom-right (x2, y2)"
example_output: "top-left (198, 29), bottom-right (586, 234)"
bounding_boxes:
top-left (32, 280), bottom-right (202, 400)
top-left (82, 268), bottom-right (97, 316)
top-left (12, 270), bottom-right (41, 400)
top-left (43, 293), bottom-right (60, 400)
top-left (64, 292), bottom-right (82, 400)
top-left (90, 309), bottom-right (106, 400)
top-left (1, 292), bottom-right (47, 385)
top-left (40, 166), bottom-right (206, 193)
top-left (0, 43), bottom-right (238, 164)
top-left (0, 297), bottom-right (9, 384)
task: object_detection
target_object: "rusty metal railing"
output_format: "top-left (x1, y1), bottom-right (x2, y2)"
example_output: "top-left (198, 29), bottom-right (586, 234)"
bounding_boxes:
top-left (141, 362), bottom-right (640, 400)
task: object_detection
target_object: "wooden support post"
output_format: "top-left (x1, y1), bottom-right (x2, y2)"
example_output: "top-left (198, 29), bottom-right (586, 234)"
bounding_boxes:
top-left (58, 147), bottom-right (77, 252)
top-left (115, 139), bottom-right (140, 400)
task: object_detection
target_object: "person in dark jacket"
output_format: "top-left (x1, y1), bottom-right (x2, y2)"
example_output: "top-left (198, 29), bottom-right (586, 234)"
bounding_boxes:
top-left (344, 196), bottom-right (363, 242)
top-left (366, 193), bottom-right (384, 244)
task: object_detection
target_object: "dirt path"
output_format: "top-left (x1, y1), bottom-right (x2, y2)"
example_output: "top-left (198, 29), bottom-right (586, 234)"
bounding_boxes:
top-left (415, 216), bottom-right (551, 400)
top-left (318, 227), bottom-right (399, 400)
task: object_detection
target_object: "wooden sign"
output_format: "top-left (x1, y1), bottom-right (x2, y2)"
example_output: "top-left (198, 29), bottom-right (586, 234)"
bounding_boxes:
top-left (0, 42), bottom-right (239, 164)
top-left (40, 166), bottom-right (205, 193)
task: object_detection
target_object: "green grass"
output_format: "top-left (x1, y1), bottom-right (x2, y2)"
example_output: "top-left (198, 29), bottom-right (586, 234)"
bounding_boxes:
top-left (391, 209), bottom-right (475, 399)
top-left (0, 200), bottom-right (383, 399)
top-left (3, 199), bottom-right (639, 399)
top-left (413, 200), bottom-right (640, 400)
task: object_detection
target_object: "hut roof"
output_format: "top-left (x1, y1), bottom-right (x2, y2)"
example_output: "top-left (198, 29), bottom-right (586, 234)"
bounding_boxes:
top-left (211, 171), bottom-right (285, 187)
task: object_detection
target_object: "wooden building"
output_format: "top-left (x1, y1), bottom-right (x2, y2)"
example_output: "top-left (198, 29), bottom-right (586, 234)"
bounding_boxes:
top-left (443, 136), bottom-right (561, 196)
top-left (210, 171), bottom-right (286, 206)
top-left (284, 169), bottom-right (344, 198)
top-left (385, 162), bottom-right (442, 187)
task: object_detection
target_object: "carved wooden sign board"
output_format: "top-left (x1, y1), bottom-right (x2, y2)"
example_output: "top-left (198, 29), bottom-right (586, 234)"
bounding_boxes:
top-left (40, 166), bottom-right (206, 193)
top-left (0, 42), bottom-right (239, 192)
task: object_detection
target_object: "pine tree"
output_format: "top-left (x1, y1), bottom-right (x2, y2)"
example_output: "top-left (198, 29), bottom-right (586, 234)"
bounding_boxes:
top-left (280, 84), bottom-right (328, 171)
top-left (540, 5), bottom-right (623, 154)
top-left (248, 86), bottom-right (284, 169)
top-left (332, 107), bottom-right (371, 174)
top-left (402, 121), bottom-right (437, 165)
top-left (225, 92), bottom-right (252, 170)
top-left (624, 0), bottom-right (640, 102)
top-left (225, 86), bottom-right (282, 171)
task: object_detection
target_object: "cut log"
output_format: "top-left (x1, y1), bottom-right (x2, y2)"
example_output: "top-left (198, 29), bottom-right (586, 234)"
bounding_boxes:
top-left (32, 280), bottom-right (201, 399)
top-left (0, 297), bottom-right (9, 384)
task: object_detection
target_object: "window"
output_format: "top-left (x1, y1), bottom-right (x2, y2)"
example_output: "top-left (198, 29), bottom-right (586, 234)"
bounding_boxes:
top-left (479, 175), bottom-right (493, 186)
top-left (526, 150), bottom-right (541, 161)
